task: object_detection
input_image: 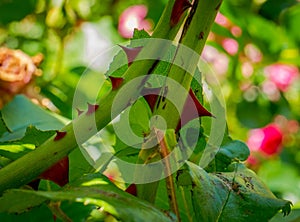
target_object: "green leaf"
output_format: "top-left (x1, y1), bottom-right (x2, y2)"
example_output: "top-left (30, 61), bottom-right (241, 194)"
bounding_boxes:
top-left (186, 161), bottom-right (292, 222)
top-left (0, 95), bottom-right (68, 142)
top-left (0, 126), bottom-right (55, 161)
top-left (0, 192), bottom-right (96, 221)
top-left (0, 204), bottom-right (53, 222)
top-left (128, 99), bottom-right (151, 137)
top-left (17, 125), bottom-right (56, 147)
top-left (0, 189), bottom-right (47, 214)
top-left (132, 28), bottom-right (151, 40)
top-left (215, 140), bottom-right (250, 170)
top-left (68, 148), bottom-right (94, 183)
top-left (0, 143), bottom-right (35, 162)
top-left (0, 173), bottom-right (173, 222)
top-left (0, 112), bottom-right (10, 138)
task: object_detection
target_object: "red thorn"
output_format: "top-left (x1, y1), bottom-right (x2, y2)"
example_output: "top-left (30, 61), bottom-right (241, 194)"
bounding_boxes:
top-left (170, 0), bottom-right (192, 27)
top-left (176, 89), bottom-right (213, 131)
top-left (87, 103), bottom-right (99, 115)
top-left (119, 45), bottom-right (143, 66)
top-left (142, 87), bottom-right (161, 111)
top-left (54, 131), bottom-right (67, 141)
top-left (109, 76), bottom-right (124, 90)
top-left (189, 89), bottom-right (213, 117)
top-left (125, 183), bottom-right (137, 196)
top-left (76, 108), bottom-right (84, 116)
top-left (40, 157), bottom-right (69, 187)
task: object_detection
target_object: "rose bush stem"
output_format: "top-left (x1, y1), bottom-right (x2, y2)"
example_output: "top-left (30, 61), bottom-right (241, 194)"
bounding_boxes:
top-left (136, 0), bottom-right (222, 207)
top-left (0, 0), bottom-right (221, 197)
top-left (0, 0), bottom-right (185, 195)
top-left (154, 0), bottom-right (222, 129)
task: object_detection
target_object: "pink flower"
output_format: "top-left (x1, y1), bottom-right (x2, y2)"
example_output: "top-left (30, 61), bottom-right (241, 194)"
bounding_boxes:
top-left (215, 12), bottom-right (230, 28)
top-left (264, 63), bottom-right (299, 92)
top-left (118, 5), bottom-right (152, 38)
top-left (247, 124), bottom-right (283, 156)
top-left (222, 38), bottom-right (239, 55)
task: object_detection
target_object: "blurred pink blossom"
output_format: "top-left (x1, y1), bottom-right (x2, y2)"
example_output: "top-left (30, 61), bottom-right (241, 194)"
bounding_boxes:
top-left (118, 5), bottom-right (152, 38)
top-left (241, 62), bottom-right (254, 78)
top-left (247, 154), bottom-right (260, 166)
top-left (247, 124), bottom-right (283, 156)
top-left (287, 120), bottom-right (299, 134)
top-left (264, 63), bottom-right (299, 92)
top-left (202, 45), bottom-right (229, 76)
top-left (274, 115), bottom-right (300, 135)
top-left (244, 44), bottom-right (262, 63)
top-left (231, 26), bottom-right (242, 37)
top-left (202, 45), bottom-right (219, 62)
top-left (222, 38), bottom-right (239, 55)
top-left (262, 80), bottom-right (281, 101)
top-left (215, 12), bottom-right (230, 28)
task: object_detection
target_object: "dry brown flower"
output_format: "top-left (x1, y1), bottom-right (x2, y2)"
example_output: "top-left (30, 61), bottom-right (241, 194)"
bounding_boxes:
top-left (0, 47), bottom-right (44, 108)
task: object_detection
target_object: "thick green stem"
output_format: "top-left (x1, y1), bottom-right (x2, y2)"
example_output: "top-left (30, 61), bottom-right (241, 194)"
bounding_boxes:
top-left (136, 0), bottom-right (222, 216)
top-left (154, 0), bottom-right (222, 129)
top-left (0, 0), bottom-right (186, 195)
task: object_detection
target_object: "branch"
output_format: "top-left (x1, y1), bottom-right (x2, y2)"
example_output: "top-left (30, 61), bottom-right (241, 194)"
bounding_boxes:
top-left (154, 0), bottom-right (222, 129)
top-left (0, 0), bottom-right (186, 195)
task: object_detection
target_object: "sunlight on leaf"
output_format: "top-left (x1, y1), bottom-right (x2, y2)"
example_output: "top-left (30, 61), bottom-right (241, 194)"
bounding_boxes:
top-left (186, 161), bottom-right (292, 222)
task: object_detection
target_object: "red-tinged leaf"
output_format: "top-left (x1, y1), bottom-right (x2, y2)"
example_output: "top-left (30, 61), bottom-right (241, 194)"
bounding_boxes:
top-left (109, 76), bottom-right (124, 90)
top-left (54, 131), bottom-right (67, 141)
top-left (39, 157), bottom-right (69, 187)
top-left (87, 103), bottom-right (99, 115)
top-left (76, 108), bottom-right (84, 116)
top-left (125, 183), bottom-right (137, 196)
top-left (119, 45), bottom-right (143, 66)
top-left (177, 89), bottom-right (213, 131)
top-left (170, 0), bottom-right (192, 27)
top-left (142, 87), bottom-right (161, 111)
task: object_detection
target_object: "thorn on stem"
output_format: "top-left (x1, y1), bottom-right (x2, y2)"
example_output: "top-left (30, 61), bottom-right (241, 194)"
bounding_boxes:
top-left (109, 76), bottom-right (124, 90)
top-left (87, 103), bottom-right (99, 115)
top-left (76, 108), bottom-right (84, 116)
top-left (170, 0), bottom-right (192, 27)
top-left (125, 183), bottom-right (137, 196)
top-left (142, 87), bottom-right (161, 111)
top-left (118, 45), bottom-right (143, 66)
top-left (176, 89), bottom-right (214, 132)
top-left (54, 131), bottom-right (67, 141)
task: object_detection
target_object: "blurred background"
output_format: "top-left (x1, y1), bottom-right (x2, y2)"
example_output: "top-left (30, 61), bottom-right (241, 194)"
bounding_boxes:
top-left (0, 0), bottom-right (299, 211)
